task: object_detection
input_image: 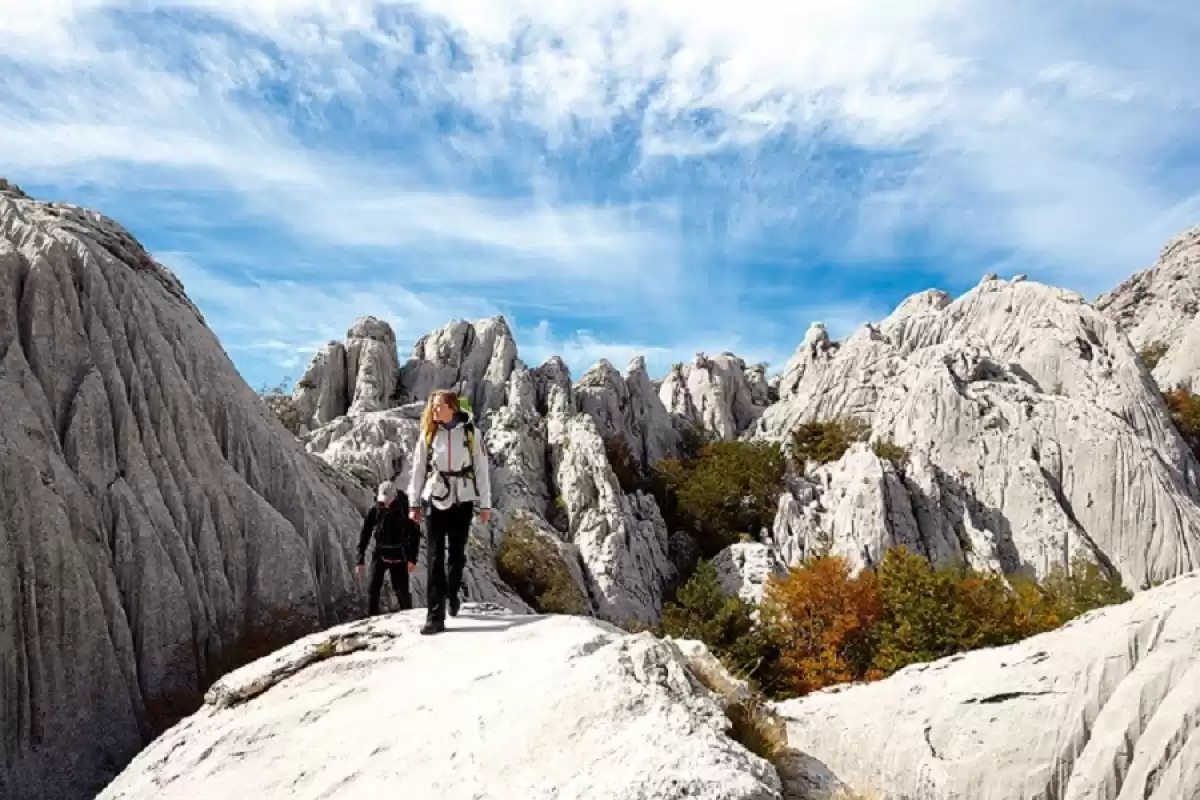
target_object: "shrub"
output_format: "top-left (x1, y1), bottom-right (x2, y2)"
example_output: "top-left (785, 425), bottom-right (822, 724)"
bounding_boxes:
top-left (496, 517), bottom-right (590, 615)
top-left (1140, 341), bottom-right (1170, 370)
top-left (723, 696), bottom-right (789, 766)
top-left (790, 417), bottom-right (870, 472)
top-left (603, 434), bottom-right (644, 494)
top-left (259, 378), bottom-right (305, 435)
top-left (872, 438), bottom-right (910, 472)
top-left (653, 441), bottom-right (786, 556)
top-left (762, 556), bottom-right (883, 697)
top-left (758, 547), bottom-right (1132, 698)
top-left (1039, 557), bottom-right (1132, 621)
top-left (659, 560), bottom-right (783, 692)
top-left (1164, 387), bottom-right (1200, 462)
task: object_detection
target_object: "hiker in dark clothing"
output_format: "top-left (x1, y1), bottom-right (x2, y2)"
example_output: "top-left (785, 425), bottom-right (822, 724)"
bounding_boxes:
top-left (407, 389), bottom-right (492, 635)
top-left (356, 480), bottom-right (422, 616)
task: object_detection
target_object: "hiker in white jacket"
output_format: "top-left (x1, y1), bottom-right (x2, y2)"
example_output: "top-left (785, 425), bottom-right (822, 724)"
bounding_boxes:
top-left (407, 389), bottom-right (492, 634)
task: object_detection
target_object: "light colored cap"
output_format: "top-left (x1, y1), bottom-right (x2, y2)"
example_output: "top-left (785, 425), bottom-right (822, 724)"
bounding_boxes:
top-left (376, 480), bottom-right (398, 504)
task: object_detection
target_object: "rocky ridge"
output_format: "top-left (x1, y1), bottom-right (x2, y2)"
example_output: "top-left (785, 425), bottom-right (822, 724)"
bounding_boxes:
top-left (0, 184), bottom-right (374, 800)
top-left (98, 606), bottom-right (785, 800)
top-left (1097, 225), bottom-right (1200, 392)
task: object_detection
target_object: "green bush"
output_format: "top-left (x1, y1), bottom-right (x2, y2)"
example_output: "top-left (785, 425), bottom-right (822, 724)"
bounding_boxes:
top-left (872, 438), bottom-right (910, 472)
top-left (658, 560), bottom-right (784, 694)
top-left (496, 517), bottom-right (590, 615)
top-left (653, 441), bottom-right (786, 557)
top-left (790, 417), bottom-right (870, 472)
top-left (603, 434), bottom-right (645, 494)
top-left (1165, 387), bottom-right (1200, 462)
top-left (1140, 341), bottom-right (1170, 370)
top-left (760, 547), bottom-right (1133, 698)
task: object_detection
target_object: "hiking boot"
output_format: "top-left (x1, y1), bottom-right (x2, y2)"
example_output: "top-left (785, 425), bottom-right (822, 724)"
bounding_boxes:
top-left (449, 594), bottom-right (461, 617)
top-left (420, 619), bottom-right (445, 636)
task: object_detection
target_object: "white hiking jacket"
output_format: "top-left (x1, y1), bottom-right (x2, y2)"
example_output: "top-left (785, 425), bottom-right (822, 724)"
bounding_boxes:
top-left (406, 417), bottom-right (492, 512)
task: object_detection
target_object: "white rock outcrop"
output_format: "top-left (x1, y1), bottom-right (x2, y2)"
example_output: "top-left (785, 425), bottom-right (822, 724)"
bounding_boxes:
top-left (759, 276), bottom-right (1200, 589)
top-left (1097, 225), bottom-right (1200, 392)
top-left (99, 607), bottom-right (784, 800)
top-left (397, 316), bottom-right (518, 422)
top-left (712, 542), bottom-right (790, 605)
top-left (574, 356), bottom-right (681, 465)
top-left (291, 316), bottom-right (400, 429)
top-left (660, 352), bottom-right (769, 440)
top-left (0, 184), bottom-right (373, 800)
top-left (776, 571), bottom-right (1200, 800)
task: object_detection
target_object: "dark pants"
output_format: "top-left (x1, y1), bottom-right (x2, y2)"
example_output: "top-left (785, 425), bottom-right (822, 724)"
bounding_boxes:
top-left (425, 502), bottom-right (473, 622)
top-left (368, 558), bottom-right (412, 615)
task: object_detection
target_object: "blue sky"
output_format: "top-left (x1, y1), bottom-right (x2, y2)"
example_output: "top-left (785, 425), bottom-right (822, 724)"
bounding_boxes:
top-left (3, 1), bottom-right (1200, 391)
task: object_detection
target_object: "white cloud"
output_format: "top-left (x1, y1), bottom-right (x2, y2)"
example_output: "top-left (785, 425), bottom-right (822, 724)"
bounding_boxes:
top-left (5, 0), bottom-right (1200, 386)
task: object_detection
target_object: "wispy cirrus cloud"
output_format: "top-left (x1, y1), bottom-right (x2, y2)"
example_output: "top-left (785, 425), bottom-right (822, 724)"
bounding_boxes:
top-left (3, 0), bottom-right (1200, 389)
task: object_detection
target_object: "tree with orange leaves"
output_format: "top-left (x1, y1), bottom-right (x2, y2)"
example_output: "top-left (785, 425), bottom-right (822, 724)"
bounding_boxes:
top-left (762, 556), bottom-right (883, 697)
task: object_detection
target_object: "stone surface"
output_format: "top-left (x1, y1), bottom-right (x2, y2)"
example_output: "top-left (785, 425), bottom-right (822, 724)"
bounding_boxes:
top-left (99, 607), bottom-right (784, 800)
top-left (1097, 226), bottom-right (1200, 392)
top-left (660, 352), bottom-right (768, 440)
top-left (0, 184), bottom-right (374, 800)
top-left (758, 276), bottom-right (1200, 589)
top-left (397, 316), bottom-right (518, 423)
top-left (776, 571), bottom-right (1200, 800)
top-left (712, 542), bottom-right (790, 605)
top-left (574, 356), bottom-right (681, 465)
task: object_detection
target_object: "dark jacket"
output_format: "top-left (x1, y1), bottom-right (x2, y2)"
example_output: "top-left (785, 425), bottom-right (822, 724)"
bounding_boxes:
top-left (357, 497), bottom-right (422, 565)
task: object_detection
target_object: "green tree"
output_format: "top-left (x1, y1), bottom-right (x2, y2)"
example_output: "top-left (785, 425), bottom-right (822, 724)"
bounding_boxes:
top-left (653, 441), bottom-right (786, 556)
top-left (659, 560), bottom-right (783, 692)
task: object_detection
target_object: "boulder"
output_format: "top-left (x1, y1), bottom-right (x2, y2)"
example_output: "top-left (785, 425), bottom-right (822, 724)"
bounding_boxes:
top-left (776, 571), bottom-right (1200, 800)
top-left (98, 608), bottom-right (784, 800)
top-left (574, 356), bottom-right (681, 466)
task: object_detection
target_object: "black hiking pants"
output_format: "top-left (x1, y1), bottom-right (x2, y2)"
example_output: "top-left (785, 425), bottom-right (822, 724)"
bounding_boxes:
top-left (425, 501), bottom-right (473, 622)
top-left (368, 557), bottom-right (412, 616)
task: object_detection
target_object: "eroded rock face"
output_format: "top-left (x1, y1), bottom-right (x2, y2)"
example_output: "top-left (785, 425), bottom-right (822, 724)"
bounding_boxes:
top-left (0, 185), bottom-right (371, 800)
top-left (548, 412), bottom-right (676, 626)
top-left (760, 277), bottom-right (1200, 590)
top-left (291, 316), bottom-right (400, 429)
top-left (776, 571), bottom-right (1200, 800)
top-left (99, 609), bottom-right (783, 800)
top-left (711, 543), bottom-right (789, 605)
top-left (1097, 226), bottom-right (1200, 392)
top-left (574, 357), bottom-right (681, 465)
top-left (397, 316), bottom-right (518, 422)
top-left (660, 352), bottom-right (768, 440)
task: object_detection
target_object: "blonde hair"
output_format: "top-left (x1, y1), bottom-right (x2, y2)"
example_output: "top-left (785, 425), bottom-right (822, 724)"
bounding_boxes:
top-left (420, 389), bottom-right (459, 444)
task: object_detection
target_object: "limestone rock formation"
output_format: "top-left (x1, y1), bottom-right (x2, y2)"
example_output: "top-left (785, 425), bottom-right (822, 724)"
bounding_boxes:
top-left (760, 276), bottom-right (1200, 590)
top-left (574, 356), bottom-right (681, 465)
top-left (660, 352), bottom-right (769, 440)
top-left (712, 542), bottom-right (789, 605)
top-left (776, 571), bottom-right (1200, 800)
top-left (547, 412), bottom-right (676, 626)
top-left (291, 316), bottom-right (400, 430)
top-left (99, 608), bottom-right (784, 800)
top-left (396, 316), bottom-right (518, 422)
top-left (0, 184), bottom-right (372, 800)
top-left (1097, 225), bottom-right (1200, 392)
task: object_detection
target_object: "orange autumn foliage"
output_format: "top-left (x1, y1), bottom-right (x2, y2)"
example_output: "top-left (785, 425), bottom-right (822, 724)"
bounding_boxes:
top-left (763, 556), bottom-right (883, 697)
